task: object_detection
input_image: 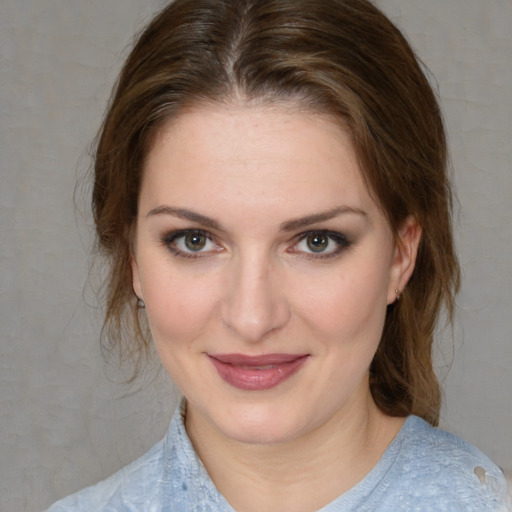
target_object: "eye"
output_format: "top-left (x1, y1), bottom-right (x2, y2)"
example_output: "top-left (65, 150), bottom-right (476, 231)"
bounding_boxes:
top-left (291, 230), bottom-right (350, 258)
top-left (182, 232), bottom-right (208, 251)
top-left (162, 229), bottom-right (220, 258)
top-left (304, 233), bottom-right (330, 252)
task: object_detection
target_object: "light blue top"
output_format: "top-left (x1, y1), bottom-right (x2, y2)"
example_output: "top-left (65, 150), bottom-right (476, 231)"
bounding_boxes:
top-left (47, 401), bottom-right (509, 511)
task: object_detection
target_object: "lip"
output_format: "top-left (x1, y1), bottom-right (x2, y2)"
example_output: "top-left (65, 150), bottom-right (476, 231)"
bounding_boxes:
top-left (208, 353), bottom-right (309, 391)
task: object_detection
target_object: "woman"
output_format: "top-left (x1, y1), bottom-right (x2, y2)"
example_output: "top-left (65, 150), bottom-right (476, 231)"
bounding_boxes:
top-left (47, 0), bottom-right (509, 510)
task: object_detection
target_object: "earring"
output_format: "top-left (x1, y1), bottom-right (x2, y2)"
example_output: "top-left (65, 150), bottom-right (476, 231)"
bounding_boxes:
top-left (395, 289), bottom-right (401, 302)
top-left (137, 298), bottom-right (145, 309)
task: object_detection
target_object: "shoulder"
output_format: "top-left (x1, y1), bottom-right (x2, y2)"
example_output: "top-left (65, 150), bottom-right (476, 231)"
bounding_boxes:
top-left (389, 415), bottom-right (509, 510)
top-left (45, 401), bottom-right (231, 512)
top-left (400, 416), bottom-right (503, 479)
top-left (46, 439), bottom-right (166, 511)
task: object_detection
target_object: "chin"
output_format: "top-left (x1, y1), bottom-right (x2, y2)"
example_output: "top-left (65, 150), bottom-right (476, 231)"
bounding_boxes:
top-left (208, 400), bottom-right (312, 446)
top-left (222, 419), bottom-right (301, 446)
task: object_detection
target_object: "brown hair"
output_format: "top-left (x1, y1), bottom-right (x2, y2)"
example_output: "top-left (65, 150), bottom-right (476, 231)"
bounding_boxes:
top-left (93, 0), bottom-right (460, 425)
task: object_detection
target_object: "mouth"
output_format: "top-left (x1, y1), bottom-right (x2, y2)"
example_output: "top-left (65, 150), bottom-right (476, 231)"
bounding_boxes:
top-left (207, 353), bottom-right (310, 391)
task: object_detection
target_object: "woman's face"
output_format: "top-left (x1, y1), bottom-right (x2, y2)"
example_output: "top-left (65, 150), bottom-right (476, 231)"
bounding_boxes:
top-left (132, 104), bottom-right (419, 445)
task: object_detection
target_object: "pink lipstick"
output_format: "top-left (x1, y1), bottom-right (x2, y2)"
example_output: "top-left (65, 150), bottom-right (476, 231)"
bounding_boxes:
top-left (208, 353), bottom-right (309, 391)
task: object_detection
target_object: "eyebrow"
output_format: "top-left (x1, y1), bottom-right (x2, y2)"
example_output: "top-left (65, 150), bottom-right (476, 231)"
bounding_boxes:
top-left (279, 206), bottom-right (367, 231)
top-left (147, 206), bottom-right (223, 230)
top-left (147, 205), bottom-right (367, 232)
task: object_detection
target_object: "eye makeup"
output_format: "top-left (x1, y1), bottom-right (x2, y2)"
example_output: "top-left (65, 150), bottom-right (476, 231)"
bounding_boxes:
top-left (160, 227), bottom-right (352, 261)
top-left (160, 229), bottom-right (221, 259)
top-left (288, 230), bottom-right (352, 260)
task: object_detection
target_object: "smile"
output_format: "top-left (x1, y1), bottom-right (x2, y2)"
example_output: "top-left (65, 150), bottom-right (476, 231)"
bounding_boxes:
top-left (207, 353), bottom-right (310, 391)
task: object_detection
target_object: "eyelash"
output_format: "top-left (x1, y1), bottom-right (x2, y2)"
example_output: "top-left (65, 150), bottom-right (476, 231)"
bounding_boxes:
top-left (160, 229), bottom-right (219, 259)
top-left (291, 230), bottom-right (351, 260)
top-left (160, 229), bottom-right (351, 260)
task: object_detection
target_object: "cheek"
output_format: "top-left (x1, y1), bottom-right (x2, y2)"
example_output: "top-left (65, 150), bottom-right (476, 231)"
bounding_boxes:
top-left (141, 264), bottom-right (221, 345)
top-left (293, 259), bottom-right (390, 342)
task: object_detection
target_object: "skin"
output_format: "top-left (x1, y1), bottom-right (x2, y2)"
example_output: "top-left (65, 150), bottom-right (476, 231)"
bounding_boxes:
top-left (131, 103), bottom-right (421, 511)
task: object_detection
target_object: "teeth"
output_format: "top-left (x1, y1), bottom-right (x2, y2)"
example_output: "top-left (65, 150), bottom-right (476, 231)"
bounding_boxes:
top-left (240, 364), bottom-right (276, 370)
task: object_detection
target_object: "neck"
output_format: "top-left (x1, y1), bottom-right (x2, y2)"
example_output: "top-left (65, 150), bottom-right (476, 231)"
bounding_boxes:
top-left (185, 393), bottom-right (405, 512)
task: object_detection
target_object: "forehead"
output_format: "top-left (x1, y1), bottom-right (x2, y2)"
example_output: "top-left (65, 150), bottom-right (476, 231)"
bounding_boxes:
top-left (140, 103), bottom-right (378, 222)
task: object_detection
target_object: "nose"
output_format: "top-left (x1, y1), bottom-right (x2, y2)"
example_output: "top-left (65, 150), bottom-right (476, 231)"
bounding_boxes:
top-left (221, 251), bottom-right (290, 342)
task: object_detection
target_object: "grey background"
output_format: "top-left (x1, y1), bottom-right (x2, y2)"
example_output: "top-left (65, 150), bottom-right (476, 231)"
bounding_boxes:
top-left (1, 1), bottom-right (511, 511)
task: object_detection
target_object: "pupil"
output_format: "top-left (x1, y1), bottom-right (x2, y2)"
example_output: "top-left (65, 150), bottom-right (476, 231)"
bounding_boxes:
top-left (307, 233), bottom-right (328, 252)
top-left (185, 233), bottom-right (206, 251)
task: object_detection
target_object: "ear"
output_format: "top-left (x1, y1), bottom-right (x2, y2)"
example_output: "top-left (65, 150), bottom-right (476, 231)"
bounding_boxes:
top-left (387, 216), bottom-right (422, 304)
top-left (131, 254), bottom-right (143, 301)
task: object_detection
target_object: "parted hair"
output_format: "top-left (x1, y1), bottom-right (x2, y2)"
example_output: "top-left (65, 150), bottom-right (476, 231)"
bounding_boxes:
top-left (93, 0), bottom-right (460, 425)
